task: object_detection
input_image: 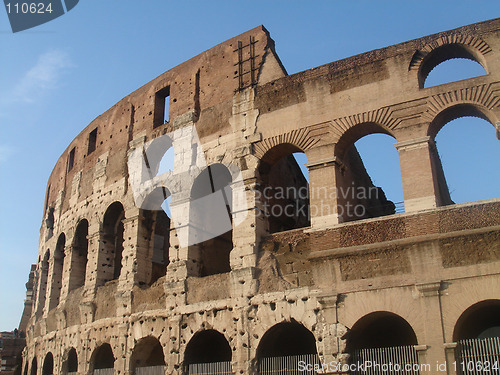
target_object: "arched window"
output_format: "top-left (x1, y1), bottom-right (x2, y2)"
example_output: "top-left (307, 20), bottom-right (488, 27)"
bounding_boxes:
top-left (347, 312), bottom-right (419, 372)
top-left (42, 353), bottom-right (53, 375)
top-left (49, 234), bottom-right (65, 310)
top-left (418, 43), bottom-right (487, 88)
top-left (335, 123), bottom-right (398, 222)
top-left (188, 164), bottom-right (234, 277)
top-left (259, 144), bottom-right (310, 233)
top-left (184, 330), bottom-right (232, 375)
top-left (70, 220), bottom-right (88, 291)
top-left (130, 336), bottom-right (165, 375)
top-left (101, 202), bottom-right (125, 284)
top-left (429, 104), bottom-right (499, 205)
top-left (91, 343), bottom-right (115, 373)
top-left (257, 321), bottom-right (319, 374)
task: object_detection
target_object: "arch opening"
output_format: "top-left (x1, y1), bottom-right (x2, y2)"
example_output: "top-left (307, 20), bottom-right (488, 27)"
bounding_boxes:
top-left (419, 44), bottom-right (487, 88)
top-left (91, 343), bottom-right (115, 371)
top-left (49, 233), bottom-right (65, 310)
top-left (257, 321), bottom-right (317, 359)
top-left (62, 348), bottom-right (78, 374)
top-left (130, 336), bottom-right (165, 373)
top-left (335, 124), bottom-right (398, 222)
top-left (347, 312), bottom-right (419, 372)
top-left (346, 312), bottom-right (418, 351)
top-left (454, 300), bottom-right (500, 374)
top-left (258, 144), bottom-right (310, 234)
top-left (188, 164), bottom-right (234, 277)
top-left (454, 300), bottom-right (500, 341)
top-left (42, 353), bottom-right (53, 375)
top-left (70, 220), bottom-right (88, 291)
top-left (433, 113), bottom-right (499, 205)
top-left (184, 330), bottom-right (232, 372)
top-left (101, 202), bottom-right (125, 284)
top-left (144, 136), bottom-right (174, 178)
top-left (30, 358), bottom-right (37, 375)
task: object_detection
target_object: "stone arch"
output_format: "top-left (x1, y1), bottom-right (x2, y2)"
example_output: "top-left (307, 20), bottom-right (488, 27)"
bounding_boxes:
top-left (257, 144), bottom-right (310, 233)
top-left (333, 122), bottom-right (398, 221)
top-left (256, 320), bottom-right (317, 359)
top-left (188, 164), bottom-right (234, 276)
top-left (49, 234), bottom-right (65, 310)
top-left (426, 103), bottom-right (498, 205)
top-left (427, 103), bottom-right (497, 139)
top-left (334, 121), bottom-right (396, 159)
top-left (129, 336), bottom-right (165, 372)
top-left (346, 311), bottom-right (418, 352)
top-left (41, 352), bottom-right (53, 375)
top-left (409, 34), bottom-right (492, 88)
top-left (453, 299), bottom-right (500, 341)
top-left (183, 329), bottom-right (232, 372)
top-left (90, 343), bottom-right (115, 371)
top-left (69, 219), bottom-right (89, 291)
top-left (143, 134), bottom-right (175, 178)
top-left (100, 202), bottom-right (125, 284)
top-left (61, 348), bottom-right (78, 374)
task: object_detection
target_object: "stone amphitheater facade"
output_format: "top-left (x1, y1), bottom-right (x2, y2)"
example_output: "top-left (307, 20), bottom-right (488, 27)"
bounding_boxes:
top-left (22, 19), bottom-right (500, 375)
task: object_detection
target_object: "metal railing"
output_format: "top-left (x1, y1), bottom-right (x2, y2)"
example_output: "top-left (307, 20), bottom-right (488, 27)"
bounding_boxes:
top-left (456, 337), bottom-right (500, 375)
top-left (259, 354), bottom-right (321, 375)
top-left (67, 372), bottom-right (78, 375)
top-left (94, 368), bottom-right (114, 375)
top-left (135, 366), bottom-right (166, 375)
top-left (188, 361), bottom-right (233, 375)
top-left (350, 345), bottom-right (420, 375)
top-left (394, 201), bottom-right (405, 214)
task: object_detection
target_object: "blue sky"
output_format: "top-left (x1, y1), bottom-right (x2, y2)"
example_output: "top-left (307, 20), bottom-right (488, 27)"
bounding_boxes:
top-left (1, 1), bottom-right (499, 330)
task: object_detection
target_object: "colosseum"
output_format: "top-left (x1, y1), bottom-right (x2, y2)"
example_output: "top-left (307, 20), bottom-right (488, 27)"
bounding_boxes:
top-left (22, 19), bottom-right (500, 375)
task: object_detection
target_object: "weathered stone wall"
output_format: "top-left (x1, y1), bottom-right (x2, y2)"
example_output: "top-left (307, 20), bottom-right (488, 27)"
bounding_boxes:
top-left (23, 19), bottom-right (500, 375)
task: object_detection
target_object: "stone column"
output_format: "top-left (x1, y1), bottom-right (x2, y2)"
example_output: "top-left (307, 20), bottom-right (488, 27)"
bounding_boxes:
top-left (83, 227), bottom-right (102, 294)
top-left (415, 282), bottom-right (447, 372)
top-left (119, 209), bottom-right (152, 287)
top-left (395, 136), bottom-right (451, 212)
top-left (59, 243), bottom-right (73, 302)
top-left (306, 145), bottom-right (342, 228)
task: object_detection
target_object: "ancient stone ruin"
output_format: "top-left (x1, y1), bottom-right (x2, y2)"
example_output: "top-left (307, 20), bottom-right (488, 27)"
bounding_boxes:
top-left (22, 19), bottom-right (500, 375)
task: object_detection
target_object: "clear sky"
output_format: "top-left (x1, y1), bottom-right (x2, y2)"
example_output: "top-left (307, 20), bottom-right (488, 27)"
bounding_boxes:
top-left (1, 1), bottom-right (499, 331)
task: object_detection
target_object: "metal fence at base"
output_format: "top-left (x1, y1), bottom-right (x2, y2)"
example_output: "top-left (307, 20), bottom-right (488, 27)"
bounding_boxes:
top-left (188, 361), bottom-right (233, 375)
top-left (350, 345), bottom-right (420, 375)
top-left (456, 337), bottom-right (500, 375)
top-left (135, 365), bottom-right (166, 375)
top-left (94, 368), bottom-right (115, 375)
top-left (259, 354), bottom-right (321, 375)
